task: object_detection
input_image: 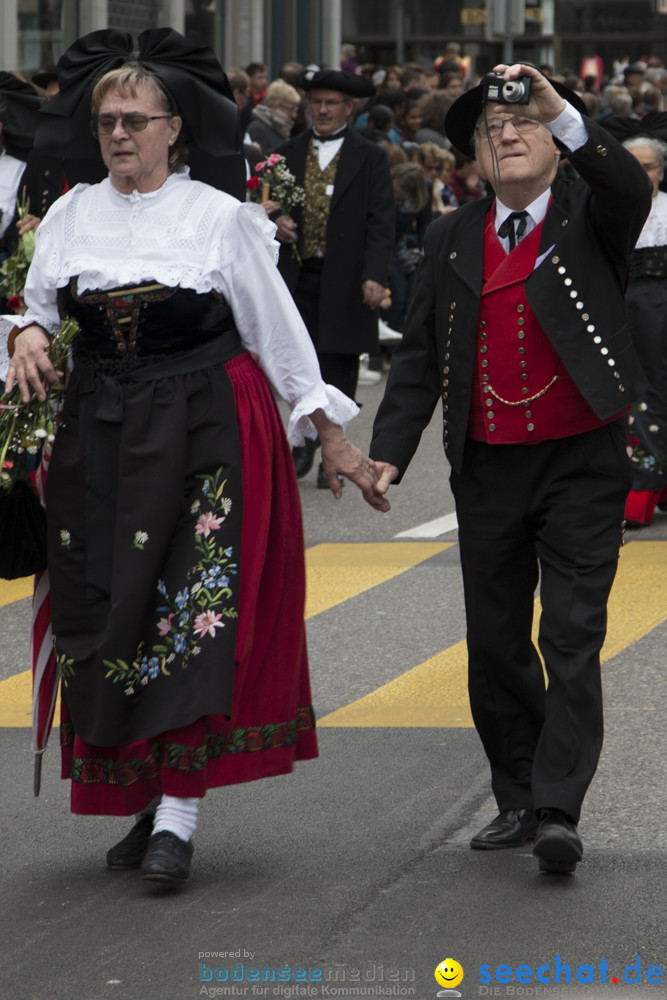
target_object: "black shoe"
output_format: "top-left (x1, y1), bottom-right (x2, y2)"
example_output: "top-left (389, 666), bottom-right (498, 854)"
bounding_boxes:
top-left (292, 438), bottom-right (318, 478)
top-left (316, 462), bottom-right (345, 490)
top-left (106, 814), bottom-right (154, 870)
top-left (533, 809), bottom-right (583, 874)
top-left (140, 830), bottom-right (194, 883)
top-left (470, 808), bottom-right (538, 850)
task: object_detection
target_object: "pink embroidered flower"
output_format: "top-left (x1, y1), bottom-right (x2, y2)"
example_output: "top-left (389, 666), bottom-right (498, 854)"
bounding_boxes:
top-left (157, 613), bottom-right (174, 636)
top-left (193, 610), bottom-right (225, 639)
top-left (195, 511), bottom-right (225, 537)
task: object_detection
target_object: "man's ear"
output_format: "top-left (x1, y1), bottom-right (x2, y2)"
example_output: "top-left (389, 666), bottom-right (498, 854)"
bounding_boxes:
top-left (475, 155), bottom-right (488, 181)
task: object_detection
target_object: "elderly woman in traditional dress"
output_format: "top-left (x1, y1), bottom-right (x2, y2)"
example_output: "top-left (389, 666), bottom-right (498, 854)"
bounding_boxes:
top-left (621, 134), bottom-right (667, 525)
top-left (4, 32), bottom-right (378, 886)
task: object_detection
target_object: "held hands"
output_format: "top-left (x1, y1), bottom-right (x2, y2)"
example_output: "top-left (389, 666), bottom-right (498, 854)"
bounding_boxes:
top-left (490, 63), bottom-right (567, 125)
top-left (367, 461), bottom-right (399, 512)
top-left (5, 325), bottom-right (61, 403)
top-left (309, 410), bottom-right (395, 511)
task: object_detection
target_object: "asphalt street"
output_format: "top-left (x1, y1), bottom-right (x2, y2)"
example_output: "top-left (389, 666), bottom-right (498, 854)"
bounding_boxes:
top-left (0, 371), bottom-right (665, 1000)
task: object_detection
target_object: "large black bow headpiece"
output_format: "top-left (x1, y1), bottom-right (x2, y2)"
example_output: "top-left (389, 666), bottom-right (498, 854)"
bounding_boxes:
top-left (601, 111), bottom-right (667, 146)
top-left (0, 72), bottom-right (43, 161)
top-left (34, 28), bottom-right (244, 196)
top-left (601, 111), bottom-right (667, 193)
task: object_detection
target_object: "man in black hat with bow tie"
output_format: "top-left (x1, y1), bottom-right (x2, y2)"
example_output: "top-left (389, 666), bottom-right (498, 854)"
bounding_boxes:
top-left (367, 63), bottom-right (652, 874)
top-left (274, 69), bottom-right (395, 487)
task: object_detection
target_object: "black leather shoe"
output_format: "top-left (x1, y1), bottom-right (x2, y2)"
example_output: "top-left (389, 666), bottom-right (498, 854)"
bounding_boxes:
top-left (470, 809), bottom-right (538, 850)
top-left (140, 830), bottom-right (194, 883)
top-left (292, 438), bottom-right (318, 478)
top-left (533, 809), bottom-right (583, 873)
top-left (106, 814), bottom-right (154, 870)
top-left (316, 462), bottom-right (345, 490)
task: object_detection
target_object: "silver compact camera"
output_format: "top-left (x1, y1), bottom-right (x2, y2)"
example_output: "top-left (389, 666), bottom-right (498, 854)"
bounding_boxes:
top-left (482, 73), bottom-right (531, 104)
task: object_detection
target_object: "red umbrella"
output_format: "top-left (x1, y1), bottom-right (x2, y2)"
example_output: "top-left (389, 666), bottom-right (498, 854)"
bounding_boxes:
top-left (30, 448), bottom-right (59, 796)
top-left (31, 568), bottom-right (59, 795)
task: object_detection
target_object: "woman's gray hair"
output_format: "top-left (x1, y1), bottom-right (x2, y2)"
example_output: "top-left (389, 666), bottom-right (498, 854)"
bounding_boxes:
top-left (91, 63), bottom-right (188, 171)
top-left (623, 135), bottom-right (667, 170)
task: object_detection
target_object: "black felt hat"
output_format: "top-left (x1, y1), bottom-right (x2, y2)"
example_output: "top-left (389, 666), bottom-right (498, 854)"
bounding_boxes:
top-left (444, 75), bottom-right (589, 156)
top-left (300, 68), bottom-right (375, 99)
top-left (0, 72), bottom-right (43, 161)
top-left (32, 65), bottom-right (58, 90)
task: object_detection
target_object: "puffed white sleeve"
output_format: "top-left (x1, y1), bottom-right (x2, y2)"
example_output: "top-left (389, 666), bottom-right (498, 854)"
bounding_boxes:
top-left (0, 211), bottom-right (62, 380)
top-left (212, 200), bottom-right (359, 445)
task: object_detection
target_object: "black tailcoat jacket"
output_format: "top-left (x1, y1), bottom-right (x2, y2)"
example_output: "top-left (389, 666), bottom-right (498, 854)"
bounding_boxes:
top-left (370, 119), bottom-right (652, 475)
top-left (276, 128), bottom-right (395, 355)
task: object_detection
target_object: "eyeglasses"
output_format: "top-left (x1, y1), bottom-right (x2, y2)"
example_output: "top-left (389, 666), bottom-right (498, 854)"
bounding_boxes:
top-left (90, 113), bottom-right (173, 137)
top-left (476, 116), bottom-right (541, 140)
top-left (308, 98), bottom-right (349, 110)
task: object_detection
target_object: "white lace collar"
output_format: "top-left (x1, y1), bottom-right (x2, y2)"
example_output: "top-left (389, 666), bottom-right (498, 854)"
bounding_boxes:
top-left (0, 150), bottom-right (25, 239)
top-left (34, 168), bottom-right (276, 295)
top-left (104, 166), bottom-right (190, 203)
top-left (635, 190), bottom-right (667, 250)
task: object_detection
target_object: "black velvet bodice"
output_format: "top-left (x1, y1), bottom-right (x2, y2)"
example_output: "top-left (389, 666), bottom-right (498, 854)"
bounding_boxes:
top-left (58, 280), bottom-right (238, 358)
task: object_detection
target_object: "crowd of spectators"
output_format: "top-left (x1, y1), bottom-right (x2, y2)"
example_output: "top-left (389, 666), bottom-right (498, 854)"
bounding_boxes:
top-left (232, 45), bottom-right (665, 335)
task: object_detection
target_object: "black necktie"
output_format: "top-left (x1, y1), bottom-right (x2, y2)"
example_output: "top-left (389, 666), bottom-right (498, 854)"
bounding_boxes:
top-left (498, 210), bottom-right (529, 251)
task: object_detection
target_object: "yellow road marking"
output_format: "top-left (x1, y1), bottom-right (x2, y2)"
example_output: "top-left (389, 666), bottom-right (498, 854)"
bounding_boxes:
top-left (0, 576), bottom-right (42, 728)
top-left (304, 542), bottom-right (452, 618)
top-left (0, 542), bottom-right (451, 728)
top-left (0, 577), bottom-right (33, 606)
top-left (1, 541), bottom-right (666, 730)
top-left (319, 540), bottom-right (667, 727)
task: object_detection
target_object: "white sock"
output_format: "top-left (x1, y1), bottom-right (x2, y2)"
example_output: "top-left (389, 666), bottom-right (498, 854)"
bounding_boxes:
top-left (135, 795), bottom-right (160, 825)
top-left (152, 794), bottom-right (200, 842)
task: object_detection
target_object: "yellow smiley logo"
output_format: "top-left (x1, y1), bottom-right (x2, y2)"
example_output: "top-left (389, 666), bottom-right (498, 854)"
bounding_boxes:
top-left (435, 959), bottom-right (464, 990)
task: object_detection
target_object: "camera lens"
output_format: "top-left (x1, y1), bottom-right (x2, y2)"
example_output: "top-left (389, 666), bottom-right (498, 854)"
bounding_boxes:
top-left (501, 80), bottom-right (526, 103)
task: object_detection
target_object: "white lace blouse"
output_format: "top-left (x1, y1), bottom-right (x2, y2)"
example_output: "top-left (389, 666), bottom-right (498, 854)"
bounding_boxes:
top-left (1, 169), bottom-right (358, 443)
top-left (635, 189), bottom-right (667, 250)
top-left (0, 151), bottom-right (26, 240)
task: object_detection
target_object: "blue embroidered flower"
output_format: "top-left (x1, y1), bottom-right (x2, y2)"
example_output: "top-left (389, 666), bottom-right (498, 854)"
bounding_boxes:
top-left (157, 579), bottom-right (167, 597)
top-left (175, 587), bottom-right (189, 610)
top-left (201, 565), bottom-right (223, 590)
top-left (139, 658), bottom-right (149, 678)
top-left (179, 611), bottom-right (190, 627)
top-left (147, 657), bottom-right (160, 679)
top-left (174, 633), bottom-right (187, 654)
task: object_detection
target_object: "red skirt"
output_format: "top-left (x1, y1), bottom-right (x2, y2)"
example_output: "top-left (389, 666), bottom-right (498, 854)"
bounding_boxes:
top-left (59, 352), bottom-right (317, 814)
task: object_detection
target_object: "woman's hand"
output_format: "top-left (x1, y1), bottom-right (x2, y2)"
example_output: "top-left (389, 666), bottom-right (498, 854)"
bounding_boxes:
top-left (309, 410), bottom-right (392, 510)
top-left (5, 325), bottom-right (61, 402)
top-left (16, 213), bottom-right (41, 236)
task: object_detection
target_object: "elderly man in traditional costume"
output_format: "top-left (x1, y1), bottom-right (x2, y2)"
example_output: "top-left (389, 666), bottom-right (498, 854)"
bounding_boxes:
top-left (274, 68), bottom-right (395, 487)
top-left (367, 63), bottom-right (651, 874)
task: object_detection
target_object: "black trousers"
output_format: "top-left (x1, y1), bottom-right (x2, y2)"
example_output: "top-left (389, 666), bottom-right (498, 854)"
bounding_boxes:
top-left (293, 260), bottom-right (359, 402)
top-left (449, 421), bottom-right (631, 822)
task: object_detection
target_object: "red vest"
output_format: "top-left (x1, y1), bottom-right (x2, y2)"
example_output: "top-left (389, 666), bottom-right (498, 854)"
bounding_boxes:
top-left (467, 209), bottom-right (611, 444)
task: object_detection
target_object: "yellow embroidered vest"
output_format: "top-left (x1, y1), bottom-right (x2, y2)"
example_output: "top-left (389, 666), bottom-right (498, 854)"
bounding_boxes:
top-left (301, 141), bottom-right (342, 260)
